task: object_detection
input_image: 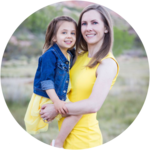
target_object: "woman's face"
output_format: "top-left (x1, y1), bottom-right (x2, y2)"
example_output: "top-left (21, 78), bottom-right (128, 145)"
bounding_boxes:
top-left (81, 10), bottom-right (107, 45)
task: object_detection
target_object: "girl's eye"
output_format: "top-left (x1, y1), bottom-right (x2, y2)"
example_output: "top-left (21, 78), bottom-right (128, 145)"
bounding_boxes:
top-left (62, 32), bottom-right (67, 34)
top-left (71, 32), bottom-right (75, 35)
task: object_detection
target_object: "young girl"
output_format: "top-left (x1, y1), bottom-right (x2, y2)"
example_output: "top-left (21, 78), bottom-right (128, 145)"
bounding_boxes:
top-left (24, 16), bottom-right (82, 148)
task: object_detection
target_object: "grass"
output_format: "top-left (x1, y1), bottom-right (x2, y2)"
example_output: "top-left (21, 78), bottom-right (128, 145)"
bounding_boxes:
top-left (1, 58), bottom-right (37, 78)
top-left (1, 55), bottom-right (149, 145)
top-left (1, 67), bottom-right (35, 78)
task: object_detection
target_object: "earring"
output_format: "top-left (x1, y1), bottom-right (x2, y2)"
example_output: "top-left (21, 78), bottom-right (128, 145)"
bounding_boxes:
top-left (105, 30), bottom-right (108, 33)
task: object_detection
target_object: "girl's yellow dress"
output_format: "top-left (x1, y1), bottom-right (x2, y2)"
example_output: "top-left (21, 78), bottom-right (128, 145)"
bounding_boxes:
top-left (24, 54), bottom-right (71, 134)
top-left (58, 52), bottom-right (119, 149)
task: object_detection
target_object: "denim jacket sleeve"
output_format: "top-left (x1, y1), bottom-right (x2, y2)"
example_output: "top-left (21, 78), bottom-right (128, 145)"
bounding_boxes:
top-left (40, 50), bottom-right (56, 90)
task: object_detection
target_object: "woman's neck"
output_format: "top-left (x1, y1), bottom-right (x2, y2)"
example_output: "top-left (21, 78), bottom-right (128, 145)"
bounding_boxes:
top-left (87, 39), bottom-right (103, 58)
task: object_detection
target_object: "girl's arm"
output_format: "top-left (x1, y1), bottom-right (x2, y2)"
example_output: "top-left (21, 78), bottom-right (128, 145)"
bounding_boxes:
top-left (46, 89), bottom-right (68, 114)
top-left (40, 50), bottom-right (68, 115)
top-left (46, 89), bottom-right (59, 103)
top-left (40, 58), bottom-right (117, 119)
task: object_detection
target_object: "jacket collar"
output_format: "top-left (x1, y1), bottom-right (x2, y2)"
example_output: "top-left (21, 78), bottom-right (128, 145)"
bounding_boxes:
top-left (52, 43), bottom-right (73, 63)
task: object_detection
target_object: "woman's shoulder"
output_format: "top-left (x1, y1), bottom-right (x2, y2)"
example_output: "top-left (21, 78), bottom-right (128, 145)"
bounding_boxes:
top-left (101, 52), bottom-right (119, 68)
top-left (97, 58), bottom-right (118, 79)
top-left (97, 52), bottom-right (119, 79)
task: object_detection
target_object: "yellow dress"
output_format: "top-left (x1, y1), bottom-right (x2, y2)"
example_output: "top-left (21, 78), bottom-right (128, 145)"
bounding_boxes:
top-left (24, 54), bottom-right (71, 134)
top-left (58, 52), bottom-right (119, 149)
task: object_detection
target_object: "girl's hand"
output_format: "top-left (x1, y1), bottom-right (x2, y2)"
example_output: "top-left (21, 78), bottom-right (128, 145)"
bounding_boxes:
top-left (40, 104), bottom-right (58, 121)
top-left (54, 100), bottom-right (68, 115)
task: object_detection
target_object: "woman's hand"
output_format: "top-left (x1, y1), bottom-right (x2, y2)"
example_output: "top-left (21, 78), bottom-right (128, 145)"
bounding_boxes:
top-left (54, 100), bottom-right (68, 115)
top-left (40, 104), bottom-right (58, 121)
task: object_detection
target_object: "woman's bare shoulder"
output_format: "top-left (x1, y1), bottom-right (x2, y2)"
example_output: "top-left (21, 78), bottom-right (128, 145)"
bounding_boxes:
top-left (96, 58), bottom-right (117, 79)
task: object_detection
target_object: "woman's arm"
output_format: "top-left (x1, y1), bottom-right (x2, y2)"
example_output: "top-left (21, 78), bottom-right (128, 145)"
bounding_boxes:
top-left (40, 58), bottom-right (117, 119)
top-left (65, 58), bottom-right (117, 115)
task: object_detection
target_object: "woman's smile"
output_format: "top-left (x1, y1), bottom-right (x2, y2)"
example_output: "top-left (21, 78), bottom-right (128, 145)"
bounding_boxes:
top-left (86, 33), bottom-right (96, 38)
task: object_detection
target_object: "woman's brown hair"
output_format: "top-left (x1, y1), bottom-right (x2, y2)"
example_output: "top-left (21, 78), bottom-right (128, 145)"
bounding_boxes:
top-left (43, 16), bottom-right (77, 53)
top-left (76, 4), bottom-right (113, 68)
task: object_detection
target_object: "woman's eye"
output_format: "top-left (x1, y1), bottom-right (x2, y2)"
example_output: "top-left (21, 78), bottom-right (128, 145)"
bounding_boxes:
top-left (62, 32), bottom-right (67, 34)
top-left (71, 32), bottom-right (75, 35)
top-left (93, 22), bottom-right (98, 25)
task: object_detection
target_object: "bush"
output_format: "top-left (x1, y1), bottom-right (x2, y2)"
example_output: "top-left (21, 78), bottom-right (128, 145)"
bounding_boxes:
top-left (113, 27), bottom-right (135, 56)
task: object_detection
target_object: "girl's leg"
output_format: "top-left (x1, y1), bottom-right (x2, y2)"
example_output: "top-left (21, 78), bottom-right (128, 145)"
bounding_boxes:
top-left (54, 115), bottom-right (82, 148)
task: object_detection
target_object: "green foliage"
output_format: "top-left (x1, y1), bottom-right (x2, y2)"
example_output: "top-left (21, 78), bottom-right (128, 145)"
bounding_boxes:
top-left (64, 5), bottom-right (82, 12)
top-left (130, 19), bottom-right (150, 56)
top-left (70, 13), bottom-right (79, 22)
top-left (113, 27), bottom-right (135, 56)
top-left (26, 5), bottom-right (63, 33)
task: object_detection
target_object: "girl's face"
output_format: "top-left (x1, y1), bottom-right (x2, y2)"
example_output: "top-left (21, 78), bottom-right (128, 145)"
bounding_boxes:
top-left (53, 21), bottom-right (76, 51)
top-left (81, 10), bottom-right (107, 46)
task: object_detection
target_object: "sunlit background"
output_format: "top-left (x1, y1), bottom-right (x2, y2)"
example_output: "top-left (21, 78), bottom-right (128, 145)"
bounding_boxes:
top-left (0, 1), bottom-right (149, 145)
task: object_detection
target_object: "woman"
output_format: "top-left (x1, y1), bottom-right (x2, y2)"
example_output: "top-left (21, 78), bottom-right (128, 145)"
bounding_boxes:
top-left (40, 4), bottom-right (119, 149)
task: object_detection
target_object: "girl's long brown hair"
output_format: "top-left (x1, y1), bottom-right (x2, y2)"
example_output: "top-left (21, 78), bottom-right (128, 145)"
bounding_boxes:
top-left (76, 4), bottom-right (113, 68)
top-left (43, 16), bottom-right (77, 53)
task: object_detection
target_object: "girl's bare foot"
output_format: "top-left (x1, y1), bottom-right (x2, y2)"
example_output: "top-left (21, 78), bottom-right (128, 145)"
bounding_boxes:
top-left (49, 142), bottom-right (52, 150)
top-left (55, 139), bottom-right (64, 148)
top-left (49, 142), bottom-right (53, 150)
top-left (51, 139), bottom-right (63, 148)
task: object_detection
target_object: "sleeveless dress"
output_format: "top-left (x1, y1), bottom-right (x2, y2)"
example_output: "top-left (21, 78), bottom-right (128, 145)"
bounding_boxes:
top-left (58, 52), bottom-right (119, 149)
top-left (24, 54), bottom-right (71, 134)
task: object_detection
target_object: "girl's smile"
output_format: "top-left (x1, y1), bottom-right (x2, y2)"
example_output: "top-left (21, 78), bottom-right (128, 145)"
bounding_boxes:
top-left (64, 40), bottom-right (72, 44)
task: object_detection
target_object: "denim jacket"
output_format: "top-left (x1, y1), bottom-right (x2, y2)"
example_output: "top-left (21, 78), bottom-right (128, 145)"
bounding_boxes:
top-left (33, 43), bottom-right (75, 101)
